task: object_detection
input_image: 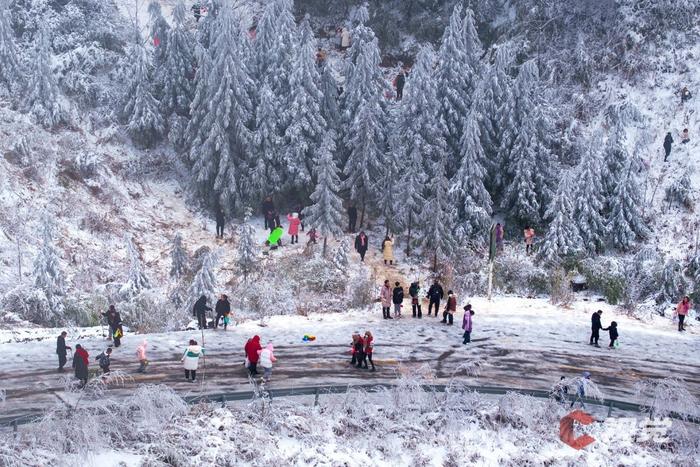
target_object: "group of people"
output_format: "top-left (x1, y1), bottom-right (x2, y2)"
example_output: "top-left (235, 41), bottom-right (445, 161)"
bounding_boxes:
top-left (193, 294), bottom-right (232, 330)
top-left (663, 128), bottom-right (691, 162)
top-left (350, 331), bottom-right (375, 370)
top-left (589, 310), bottom-right (619, 348)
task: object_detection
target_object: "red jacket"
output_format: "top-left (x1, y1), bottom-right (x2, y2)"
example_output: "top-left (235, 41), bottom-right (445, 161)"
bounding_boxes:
top-left (75, 347), bottom-right (89, 366)
top-left (364, 336), bottom-right (373, 354)
top-left (287, 215), bottom-right (301, 236)
top-left (245, 336), bottom-right (262, 363)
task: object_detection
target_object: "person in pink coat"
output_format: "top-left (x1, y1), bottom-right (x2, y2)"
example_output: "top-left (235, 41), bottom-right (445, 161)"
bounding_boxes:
top-left (380, 280), bottom-right (393, 320)
top-left (676, 296), bottom-right (691, 332)
top-left (257, 342), bottom-right (277, 382)
top-left (287, 213), bottom-right (301, 244)
top-left (462, 305), bottom-right (474, 344)
top-left (136, 340), bottom-right (148, 373)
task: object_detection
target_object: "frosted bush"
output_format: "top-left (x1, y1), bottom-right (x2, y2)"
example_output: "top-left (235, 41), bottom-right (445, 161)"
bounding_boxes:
top-left (634, 377), bottom-right (699, 421)
top-left (494, 251), bottom-right (550, 296)
top-left (346, 265), bottom-right (376, 308)
top-left (1, 284), bottom-right (53, 326)
top-left (120, 290), bottom-right (187, 333)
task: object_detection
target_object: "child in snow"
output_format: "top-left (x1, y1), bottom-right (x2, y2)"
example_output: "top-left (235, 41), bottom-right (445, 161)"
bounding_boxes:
top-left (363, 331), bottom-right (375, 371)
top-left (287, 213), bottom-right (301, 244)
top-left (350, 332), bottom-right (360, 365)
top-left (136, 340), bottom-right (148, 373)
top-left (409, 281), bottom-right (422, 318)
top-left (681, 128), bottom-right (690, 144)
top-left (392, 282), bottom-right (404, 318)
top-left (462, 305), bottom-right (474, 344)
top-left (354, 333), bottom-right (366, 369)
top-left (258, 342), bottom-right (277, 382)
top-left (604, 321), bottom-right (619, 348)
top-left (96, 347), bottom-right (112, 374)
top-left (244, 335), bottom-right (262, 375)
top-left (550, 376), bottom-right (569, 403)
top-left (442, 291), bottom-right (457, 325)
top-left (181, 339), bottom-right (204, 382)
top-left (306, 228), bottom-right (318, 246)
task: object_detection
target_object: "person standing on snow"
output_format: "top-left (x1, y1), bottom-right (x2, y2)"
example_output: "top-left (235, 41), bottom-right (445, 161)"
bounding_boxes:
top-left (392, 282), bottom-right (404, 318)
top-left (136, 340), bottom-right (148, 373)
top-left (193, 295), bottom-right (212, 330)
top-left (350, 332), bottom-right (360, 365)
top-left (681, 128), bottom-right (690, 144)
top-left (181, 339), bottom-right (204, 382)
top-left (340, 27), bottom-right (351, 50)
top-left (495, 222), bottom-right (505, 253)
top-left (258, 342), bottom-right (277, 382)
top-left (244, 335), bottom-right (262, 375)
top-left (56, 331), bottom-right (71, 372)
top-left (363, 331), bottom-right (375, 371)
top-left (215, 207), bottom-right (225, 239)
top-left (354, 332), bottom-right (366, 369)
top-left (523, 227), bottom-right (535, 255)
top-left (354, 231), bottom-right (369, 262)
top-left (462, 305), bottom-right (474, 344)
top-left (590, 310), bottom-right (604, 347)
top-left (96, 348), bottom-right (112, 374)
top-left (603, 321), bottom-right (619, 348)
top-left (306, 227), bottom-right (318, 246)
top-left (427, 280), bottom-right (444, 317)
top-left (287, 213), bottom-right (301, 244)
top-left (409, 281), bottom-right (422, 318)
top-left (102, 305), bottom-right (120, 342)
top-left (442, 290), bottom-right (457, 325)
top-left (192, 3), bottom-right (202, 22)
top-left (395, 70), bottom-right (406, 101)
top-left (72, 344), bottom-right (89, 388)
top-left (380, 280), bottom-right (393, 319)
top-left (570, 371), bottom-right (591, 408)
top-left (676, 296), bottom-right (691, 332)
top-left (663, 132), bottom-right (674, 162)
top-left (347, 204), bottom-right (358, 233)
top-left (214, 294), bottom-right (231, 330)
top-left (262, 196), bottom-right (276, 231)
top-left (382, 235), bottom-right (394, 265)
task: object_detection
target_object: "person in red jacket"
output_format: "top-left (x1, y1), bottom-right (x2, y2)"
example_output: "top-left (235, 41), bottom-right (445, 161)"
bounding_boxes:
top-left (363, 331), bottom-right (375, 371)
top-left (244, 335), bottom-right (262, 375)
top-left (72, 344), bottom-right (89, 388)
top-left (676, 296), bottom-right (691, 332)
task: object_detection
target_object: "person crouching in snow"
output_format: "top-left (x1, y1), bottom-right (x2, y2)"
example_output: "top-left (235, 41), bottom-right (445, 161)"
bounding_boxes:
top-left (245, 335), bottom-right (262, 375)
top-left (462, 305), bottom-right (474, 344)
top-left (604, 321), bottom-right (619, 348)
top-left (96, 347), bottom-right (112, 374)
top-left (363, 331), bottom-right (375, 371)
top-left (181, 339), bottom-right (204, 382)
top-left (258, 342), bottom-right (277, 382)
top-left (350, 332), bottom-right (360, 365)
top-left (287, 213), bottom-right (301, 244)
top-left (136, 340), bottom-right (148, 373)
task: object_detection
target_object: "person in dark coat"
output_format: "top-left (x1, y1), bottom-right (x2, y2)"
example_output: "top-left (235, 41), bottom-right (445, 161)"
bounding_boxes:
top-left (262, 196), bottom-right (275, 230)
top-left (96, 348), bottom-right (112, 374)
top-left (603, 321), bottom-right (619, 348)
top-left (442, 291), bottom-right (457, 325)
top-left (354, 333), bottom-right (366, 369)
top-left (215, 208), bottom-right (225, 239)
top-left (354, 231), bottom-right (369, 262)
top-left (214, 294), bottom-right (231, 330)
top-left (193, 295), bottom-right (212, 330)
top-left (395, 71), bottom-right (405, 100)
top-left (663, 132), bottom-right (673, 162)
top-left (192, 2), bottom-right (201, 22)
top-left (590, 310), bottom-right (603, 347)
top-left (72, 344), bottom-right (89, 388)
top-left (102, 305), bottom-right (123, 347)
top-left (409, 281), bottom-right (422, 318)
top-left (392, 281), bottom-right (404, 318)
top-left (347, 204), bottom-right (358, 233)
top-left (426, 281), bottom-right (444, 317)
top-left (56, 331), bottom-right (71, 372)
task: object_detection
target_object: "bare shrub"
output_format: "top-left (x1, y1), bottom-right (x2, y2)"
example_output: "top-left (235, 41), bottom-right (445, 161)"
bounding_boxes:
top-left (634, 377), bottom-right (699, 421)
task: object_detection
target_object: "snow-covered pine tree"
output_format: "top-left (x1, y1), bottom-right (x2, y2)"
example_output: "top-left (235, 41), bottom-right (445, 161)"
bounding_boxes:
top-left (33, 213), bottom-right (65, 307)
top-left (320, 64), bottom-right (340, 132)
top-left (332, 239), bottom-right (349, 274)
top-left (188, 251), bottom-right (218, 309)
top-left (609, 165), bottom-right (650, 251)
top-left (148, 0), bottom-right (170, 68)
top-left (602, 122), bottom-right (628, 202)
top-left (375, 136), bottom-right (404, 237)
top-left (185, 44), bottom-right (212, 150)
top-left (189, 2), bottom-right (255, 212)
top-left (664, 170), bottom-right (693, 210)
top-left (283, 17), bottom-right (327, 192)
top-left (236, 211), bottom-right (257, 282)
top-left (574, 140), bottom-right (608, 253)
top-left (24, 25), bottom-right (65, 128)
top-left (436, 5), bottom-right (482, 172)
top-left (539, 171), bottom-right (583, 263)
top-left (450, 109), bottom-right (492, 239)
top-left (343, 42), bottom-right (387, 224)
top-left (121, 235), bottom-right (150, 297)
top-left (120, 36), bottom-right (164, 148)
top-left (0, 2), bottom-right (21, 94)
top-left (249, 81), bottom-right (283, 200)
top-left (659, 258), bottom-right (686, 304)
top-left (397, 142), bottom-right (426, 257)
top-left (302, 132), bottom-right (344, 256)
top-left (420, 158), bottom-right (456, 271)
top-left (170, 233), bottom-right (188, 280)
top-left (161, 0), bottom-right (195, 119)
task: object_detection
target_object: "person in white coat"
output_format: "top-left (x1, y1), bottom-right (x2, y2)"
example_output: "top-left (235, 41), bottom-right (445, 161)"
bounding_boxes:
top-left (258, 342), bottom-right (277, 382)
top-left (181, 339), bottom-right (204, 382)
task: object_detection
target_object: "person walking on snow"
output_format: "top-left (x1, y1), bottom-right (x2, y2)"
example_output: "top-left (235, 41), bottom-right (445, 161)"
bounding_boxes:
top-left (261, 196), bottom-right (276, 231)
top-left (214, 294), bottom-right (231, 330)
top-left (495, 222), bottom-right (504, 253)
top-left (245, 335), bottom-right (262, 375)
top-left (462, 305), bottom-right (474, 344)
top-left (409, 281), bottom-right (422, 318)
top-left (354, 332), bottom-right (366, 369)
top-left (102, 305), bottom-right (121, 342)
top-left (676, 296), bottom-right (691, 331)
top-left (347, 204), bottom-right (358, 233)
top-left (193, 295), bottom-right (212, 330)
top-left (258, 342), bottom-right (276, 382)
top-left (442, 290), bottom-right (457, 325)
top-left (215, 207), bottom-right (225, 239)
top-left (181, 339), bottom-right (204, 382)
top-left (382, 235), bottom-right (394, 265)
top-left (96, 348), bottom-right (112, 374)
top-left (392, 282), bottom-right (404, 318)
top-left (287, 213), bottom-right (301, 244)
top-left (306, 228), bottom-right (318, 246)
top-left (523, 227), bottom-right (535, 255)
top-left (603, 321), bottom-right (619, 348)
top-left (191, 3), bottom-right (202, 22)
top-left (664, 132), bottom-right (674, 162)
top-left (380, 280), bottom-right (393, 319)
top-left (136, 340), bottom-right (148, 373)
top-left (72, 344), bottom-right (89, 388)
top-left (570, 371), bottom-right (591, 408)
top-left (355, 231), bottom-right (369, 262)
top-left (590, 310), bottom-right (603, 347)
top-left (395, 70), bottom-right (406, 100)
top-left (56, 331), bottom-right (71, 372)
top-left (427, 280), bottom-right (444, 317)
top-left (363, 331), bottom-right (375, 371)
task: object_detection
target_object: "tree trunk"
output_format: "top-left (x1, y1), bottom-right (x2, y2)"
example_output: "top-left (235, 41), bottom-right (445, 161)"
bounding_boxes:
top-left (323, 236), bottom-right (328, 257)
top-left (433, 251), bottom-right (438, 273)
top-left (406, 211), bottom-right (412, 256)
top-left (359, 195), bottom-right (366, 229)
top-left (16, 239), bottom-right (21, 283)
